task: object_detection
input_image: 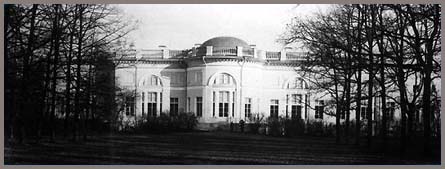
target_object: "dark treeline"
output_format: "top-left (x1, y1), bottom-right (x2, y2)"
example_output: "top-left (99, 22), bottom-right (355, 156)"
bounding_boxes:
top-left (5, 4), bottom-right (136, 142)
top-left (282, 4), bottom-right (441, 156)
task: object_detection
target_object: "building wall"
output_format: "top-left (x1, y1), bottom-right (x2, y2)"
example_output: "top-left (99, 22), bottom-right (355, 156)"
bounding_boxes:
top-left (114, 57), bottom-right (417, 127)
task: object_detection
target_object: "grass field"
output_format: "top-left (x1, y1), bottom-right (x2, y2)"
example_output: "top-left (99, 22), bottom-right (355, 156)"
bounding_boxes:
top-left (4, 131), bottom-right (441, 165)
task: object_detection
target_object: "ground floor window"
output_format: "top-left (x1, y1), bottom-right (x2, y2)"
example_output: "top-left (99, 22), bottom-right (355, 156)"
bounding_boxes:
top-left (141, 92), bottom-right (145, 116)
top-left (125, 95), bottom-right (135, 116)
top-left (386, 102), bottom-right (395, 121)
top-left (147, 92), bottom-right (157, 117)
top-left (219, 91), bottom-right (229, 117)
top-left (361, 106), bottom-right (367, 119)
top-left (196, 97), bottom-right (202, 117)
top-left (315, 100), bottom-right (324, 119)
top-left (245, 98), bottom-right (252, 118)
top-left (232, 91), bottom-right (235, 117)
top-left (213, 92), bottom-right (216, 117)
top-left (291, 105), bottom-right (302, 119)
top-left (290, 94), bottom-right (302, 119)
top-left (270, 99), bottom-right (279, 118)
top-left (170, 98), bottom-right (179, 116)
top-left (160, 92), bottom-right (163, 114)
top-left (187, 97), bottom-right (191, 112)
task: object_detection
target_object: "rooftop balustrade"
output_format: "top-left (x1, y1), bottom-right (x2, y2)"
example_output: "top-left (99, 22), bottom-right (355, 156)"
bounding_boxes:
top-left (114, 46), bottom-right (307, 61)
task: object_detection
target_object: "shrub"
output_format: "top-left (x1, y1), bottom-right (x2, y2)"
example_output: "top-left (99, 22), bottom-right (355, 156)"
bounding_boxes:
top-left (306, 120), bottom-right (324, 136)
top-left (132, 112), bottom-right (198, 134)
top-left (266, 117), bottom-right (284, 137)
top-left (283, 118), bottom-right (305, 137)
top-left (247, 113), bottom-right (265, 134)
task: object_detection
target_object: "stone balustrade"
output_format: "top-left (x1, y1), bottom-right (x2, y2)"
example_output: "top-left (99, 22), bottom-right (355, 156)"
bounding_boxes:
top-left (115, 46), bottom-right (306, 61)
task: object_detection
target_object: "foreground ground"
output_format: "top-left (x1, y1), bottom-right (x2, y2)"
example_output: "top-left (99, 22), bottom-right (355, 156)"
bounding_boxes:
top-left (4, 131), bottom-right (441, 164)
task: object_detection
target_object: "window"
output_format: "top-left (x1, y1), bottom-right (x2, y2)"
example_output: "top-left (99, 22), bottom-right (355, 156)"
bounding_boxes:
top-left (315, 100), bottom-right (324, 119)
top-left (213, 92), bottom-right (216, 117)
top-left (125, 103), bottom-right (130, 116)
top-left (170, 98), bottom-right (179, 116)
top-left (195, 72), bottom-right (202, 83)
top-left (187, 97), bottom-right (191, 112)
top-left (219, 91), bottom-right (229, 117)
top-left (360, 100), bottom-right (368, 119)
top-left (386, 102), bottom-right (396, 121)
top-left (270, 99), bottom-right (279, 118)
top-left (196, 97), bottom-right (202, 117)
top-left (292, 105), bottom-right (302, 119)
top-left (361, 106), bottom-right (367, 119)
top-left (147, 92), bottom-right (157, 117)
top-left (245, 98), bottom-right (252, 118)
top-left (125, 95), bottom-right (135, 116)
top-left (291, 94), bottom-right (302, 104)
top-left (150, 76), bottom-right (159, 86)
top-left (214, 73), bottom-right (233, 85)
top-left (142, 92), bottom-right (145, 116)
top-left (288, 78), bottom-right (305, 89)
top-left (290, 94), bottom-right (302, 119)
top-left (232, 91), bottom-right (235, 117)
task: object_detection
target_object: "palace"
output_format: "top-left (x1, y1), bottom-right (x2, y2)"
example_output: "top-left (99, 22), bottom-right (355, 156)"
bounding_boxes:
top-left (113, 36), bottom-right (407, 130)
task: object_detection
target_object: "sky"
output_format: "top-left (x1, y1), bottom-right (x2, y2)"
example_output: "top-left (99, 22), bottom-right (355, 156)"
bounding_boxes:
top-left (118, 4), bottom-right (332, 51)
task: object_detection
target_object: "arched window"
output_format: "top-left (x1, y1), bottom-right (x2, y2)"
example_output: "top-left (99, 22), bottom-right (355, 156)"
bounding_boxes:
top-left (141, 75), bottom-right (162, 86)
top-left (287, 78), bottom-right (306, 89)
top-left (213, 73), bottom-right (235, 85)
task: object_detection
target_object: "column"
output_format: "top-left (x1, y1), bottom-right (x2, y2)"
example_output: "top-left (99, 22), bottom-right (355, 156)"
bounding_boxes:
top-left (156, 92), bottom-right (161, 116)
top-left (286, 94), bottom-right (289, 119)
top-left (236, 46), bottom-right (243, 57)
top-left (215, 90), bottom-right (219, 117)
top-left (206, 46), bottom-right (213, 56)
top-left (162, 49), bottom-right (170, 59)
top-left (162, 89), bottom-right (170, 114)
top-left (228, 91), bottom-right (233, 119)
top-left (280, 49), bottom-right (287, 61)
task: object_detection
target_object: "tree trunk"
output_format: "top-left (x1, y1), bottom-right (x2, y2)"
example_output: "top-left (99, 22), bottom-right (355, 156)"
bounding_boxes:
top-left (50, 4), bottom-right (61, 142)
top-left (64, 7), bottom-right (77, 138)
top-left (366, 5), bottom-right (376, 148)
top-left (73, 5), bottom-right (84, 141)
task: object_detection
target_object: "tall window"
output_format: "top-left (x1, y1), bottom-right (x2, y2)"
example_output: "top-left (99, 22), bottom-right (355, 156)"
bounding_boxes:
top-left (232, 91), bottom-right (235, 117)
top-left (170, 98), bottom-right (179, 116)
top-left (315, 100), bottom-right (324, 119)
top-left (361, 100), bottom-right (368, 119)
top-left (125, 95), bottom-right (134, 116)
top-left (160, 92), bottom-right (163, 113)
top-left (142, 92), bottom-right (145, 116)
top-left (196, 97), bottom-right (202, 117)
top-left (213, 92), bottom-right (216, 117)
top-left (387, 102), bottom-right (396, 121)
top-left (270, 99), bottom-right (279, 118)
top-left (245, 98), bottom-right (252, 118)
top-left (187, 97), bottom-right (191, 112)
top-left (219, 91), bottom-right (229, 117)
top-left (147, 92), bottom-right (157, 117)
top-left (291, 94), bottom-right (302, 119)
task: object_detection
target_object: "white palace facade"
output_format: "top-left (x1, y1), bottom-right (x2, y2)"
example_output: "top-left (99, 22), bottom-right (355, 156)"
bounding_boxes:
top-left (114, 36), bottom-right (410, 129)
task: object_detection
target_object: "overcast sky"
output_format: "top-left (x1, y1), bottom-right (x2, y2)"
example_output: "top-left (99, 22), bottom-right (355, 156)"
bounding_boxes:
top-left (118, 4), bottom-right (331, 51)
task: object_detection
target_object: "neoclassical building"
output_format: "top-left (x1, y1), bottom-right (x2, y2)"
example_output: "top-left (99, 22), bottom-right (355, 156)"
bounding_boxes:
top-left (113, 36), bottom-right (409, 129)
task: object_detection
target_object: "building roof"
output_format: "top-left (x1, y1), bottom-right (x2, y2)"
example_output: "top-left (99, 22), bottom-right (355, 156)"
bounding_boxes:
top-left (200, 36), bottom-right (250, 48)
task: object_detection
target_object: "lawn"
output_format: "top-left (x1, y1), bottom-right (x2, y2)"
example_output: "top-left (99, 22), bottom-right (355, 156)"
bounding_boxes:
top-left (4, 131), bottom-right (440, 165)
